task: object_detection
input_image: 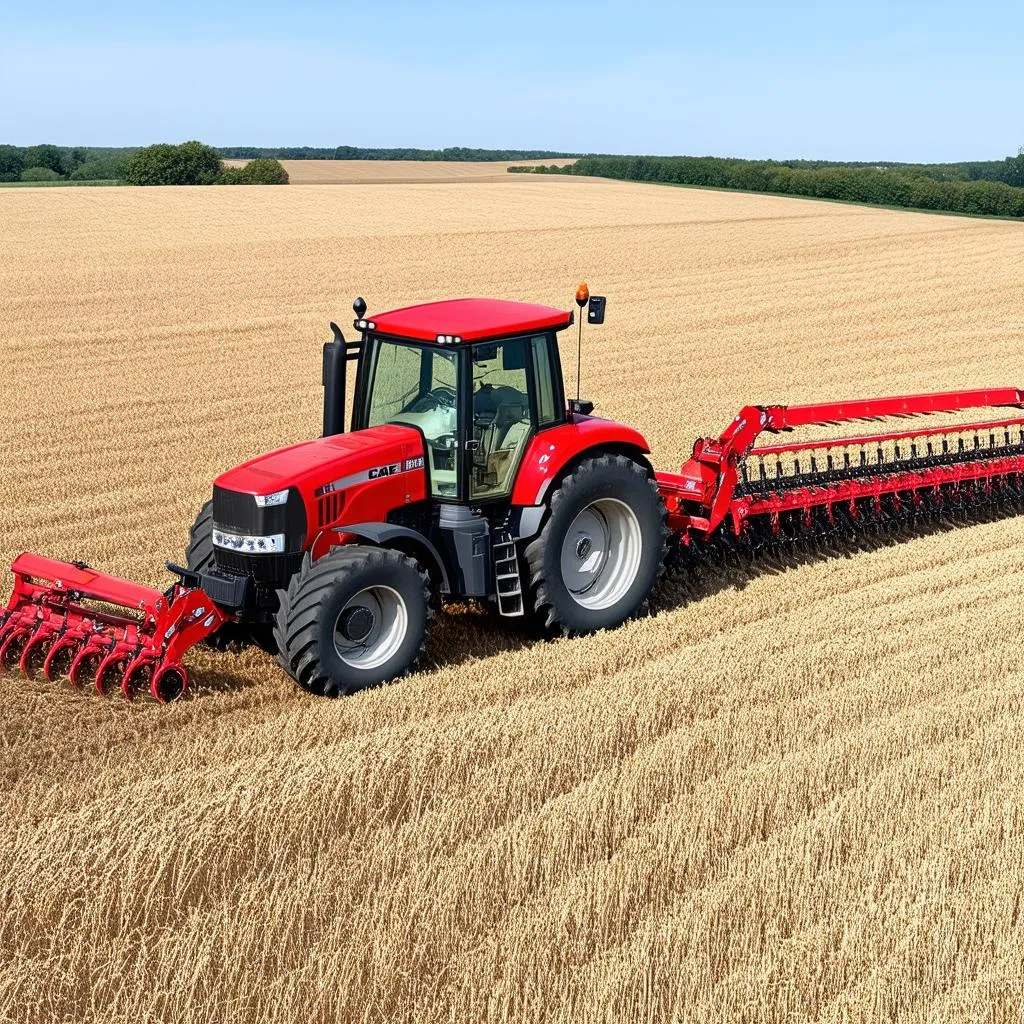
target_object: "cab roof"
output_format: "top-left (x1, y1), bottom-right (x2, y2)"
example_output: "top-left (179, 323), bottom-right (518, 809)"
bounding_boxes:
top-left (365, 298), bottom-right (573, 343)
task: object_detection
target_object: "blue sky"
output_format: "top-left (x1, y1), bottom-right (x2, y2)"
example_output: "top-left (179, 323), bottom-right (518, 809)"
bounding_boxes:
top-left (1, 1), bottom-right (1021, 161)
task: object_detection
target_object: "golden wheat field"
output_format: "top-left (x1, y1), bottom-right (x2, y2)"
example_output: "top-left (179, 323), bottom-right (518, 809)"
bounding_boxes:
top-left (2, 178), bottom-right (1024, 1024)
top-left (221, 158), bottom-right (577, 184)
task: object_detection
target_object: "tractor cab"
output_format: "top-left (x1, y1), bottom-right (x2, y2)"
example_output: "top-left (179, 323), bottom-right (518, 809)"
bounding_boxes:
top-left (345, 299), bottom-right (573, 503)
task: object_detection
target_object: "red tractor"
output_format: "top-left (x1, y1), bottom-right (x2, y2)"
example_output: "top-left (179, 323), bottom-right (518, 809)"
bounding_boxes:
top-left (4, 288), bottom-right (1024, 700)
top-left (188, 290), bottom-right (668, 696)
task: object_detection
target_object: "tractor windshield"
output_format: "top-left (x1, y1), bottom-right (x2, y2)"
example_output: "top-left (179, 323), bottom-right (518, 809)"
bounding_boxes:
top-left (364, 338), bottom-right (462, 496)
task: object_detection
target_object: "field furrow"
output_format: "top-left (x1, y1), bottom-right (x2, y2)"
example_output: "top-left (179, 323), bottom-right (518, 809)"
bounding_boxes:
top-left (1, 178), bottom-right (1022, 1023)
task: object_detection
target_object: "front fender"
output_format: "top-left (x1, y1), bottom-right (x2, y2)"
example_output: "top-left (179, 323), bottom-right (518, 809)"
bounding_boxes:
top-left (509, 415), bottom-right (652, 507)
top-left (311, 522), bottom-right (450, 593)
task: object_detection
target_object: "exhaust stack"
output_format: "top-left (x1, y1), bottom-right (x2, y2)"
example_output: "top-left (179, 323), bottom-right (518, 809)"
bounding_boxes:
top-left (322, 322), bottom-right (347, 437)
top-left (322, 298), bottom-right (368, 438)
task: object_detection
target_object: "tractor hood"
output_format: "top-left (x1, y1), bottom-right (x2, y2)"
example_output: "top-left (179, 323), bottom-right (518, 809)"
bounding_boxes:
top-left (215, 425), bottom-right (426, 498)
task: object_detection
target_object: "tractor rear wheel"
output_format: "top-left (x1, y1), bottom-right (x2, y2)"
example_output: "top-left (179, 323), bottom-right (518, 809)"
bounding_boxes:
top-left (273, 546), bottom-right (431, 697)
top-left (524, 454), bottom-right (667, 635)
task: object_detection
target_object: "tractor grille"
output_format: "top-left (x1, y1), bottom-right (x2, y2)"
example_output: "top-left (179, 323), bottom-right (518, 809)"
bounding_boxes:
top-left (212, 484), bottom-right (308, 584)
top-left (213, 549), bottom-right (304, 584)
top-left (317, 490), bottom-right (346, 528)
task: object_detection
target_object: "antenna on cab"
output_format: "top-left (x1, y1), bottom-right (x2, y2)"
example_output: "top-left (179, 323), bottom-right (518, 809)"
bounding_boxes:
top-left (569, 282), bottom-right (605, 417)
top-left (574, 282), bottom-right (588, 403)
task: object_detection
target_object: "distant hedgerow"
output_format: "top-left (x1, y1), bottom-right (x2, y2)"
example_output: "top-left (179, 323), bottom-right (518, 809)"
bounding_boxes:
top-left (516, 155), bottom-right (1024, 219)
top-left (218, 158), bottom-right (289, 185)
top-left (20, 166), bottom-right (63, 182)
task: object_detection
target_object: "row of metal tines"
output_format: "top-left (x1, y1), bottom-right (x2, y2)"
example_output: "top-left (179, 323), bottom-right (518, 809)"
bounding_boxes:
top-left (738, 422), bottom-right (1024, 497)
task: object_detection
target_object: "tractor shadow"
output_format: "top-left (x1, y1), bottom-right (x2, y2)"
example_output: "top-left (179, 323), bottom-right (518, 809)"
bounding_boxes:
top-left (187, 602), bottom-right (541, 697)
top-left (421, 599), bottom-right (541, 673)
top-left (647, 507), bottom-right (997, 616)
top-left (191, 665), bottom-right (265, 698)
top-left (183, 507), bottom-right (1009, 696)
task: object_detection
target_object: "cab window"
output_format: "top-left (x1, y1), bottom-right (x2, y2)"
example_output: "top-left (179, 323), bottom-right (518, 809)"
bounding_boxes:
top-left (470, 338), bottom-right (533, 499)
top-left (531, 335), bottom-right (559, 426)
top-left (366, 338), bottom-right (461, 498)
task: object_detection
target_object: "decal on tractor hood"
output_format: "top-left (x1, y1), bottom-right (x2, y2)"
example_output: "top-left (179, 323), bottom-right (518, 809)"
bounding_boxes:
top-left (316, 457), bottom-right (424, 496)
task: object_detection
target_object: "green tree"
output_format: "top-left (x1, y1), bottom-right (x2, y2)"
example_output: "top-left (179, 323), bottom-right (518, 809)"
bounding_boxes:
top-left (0, 145), bottom-right (26, 182)
top-left (24, 144), bottom-right (65, 176)
top-left (125, 141), bottom-right (222, 185)
top-left (20, 166), bottom-right (63, 182)
top-left (70, 156), bottom-right (129, 181)
top-left (240, 158), bottom-right (289, 184)
top-left (218, 158), bottom-right (289, 184)
top-left (1003, 149), bottom-right (1024, 188)
top-left (174, 140), bottom-right (222, 184)
top-left (124, 143), bottom-right (182, 184)
top-left (63, 147), bottom-right (88, 175)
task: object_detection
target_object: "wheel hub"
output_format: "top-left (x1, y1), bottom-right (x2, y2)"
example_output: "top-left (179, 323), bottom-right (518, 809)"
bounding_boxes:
top-left (559, 498), bottom-right (643, 610)
top-left (338, 605), bottom-right (375, 643)
top-left (333, 585), bottom-right (410, 671)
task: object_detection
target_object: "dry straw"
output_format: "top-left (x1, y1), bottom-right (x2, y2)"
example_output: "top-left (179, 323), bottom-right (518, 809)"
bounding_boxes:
top-left (1, 177), bottom-right (1023, 1023)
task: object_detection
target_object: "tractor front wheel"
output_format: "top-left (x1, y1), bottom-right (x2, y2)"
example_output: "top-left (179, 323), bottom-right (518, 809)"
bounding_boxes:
top-left (524, 454), bottom-right (667, 634)
top-left (273, 546), bottom-right (431, 697)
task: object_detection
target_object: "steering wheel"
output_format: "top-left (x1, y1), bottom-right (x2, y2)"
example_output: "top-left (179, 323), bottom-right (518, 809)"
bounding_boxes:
top-left (428, 433), bottom-right (457, 453)
top-left (428, 385), bottom-right (457, 410)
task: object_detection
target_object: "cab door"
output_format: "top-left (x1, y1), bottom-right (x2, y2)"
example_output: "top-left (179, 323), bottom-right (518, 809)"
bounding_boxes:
top-left (468, 334), bottom-right (562, 501)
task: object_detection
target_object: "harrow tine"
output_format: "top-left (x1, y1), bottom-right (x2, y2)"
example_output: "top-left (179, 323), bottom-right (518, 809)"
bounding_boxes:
top-left (0, 606), bottom-right (34, 652)
top-left (95, 647), bottom-right (133, 697)
top-left (121, 652), bottom-right (157, 701)
top-left (69, 636), bottom-right (111, 691)
top-left (42, 629), bottom-right (90, 682)
top-left (0, 625), bottom-right (33, 674)
top-left (20, 622), bottom-right (60, 678)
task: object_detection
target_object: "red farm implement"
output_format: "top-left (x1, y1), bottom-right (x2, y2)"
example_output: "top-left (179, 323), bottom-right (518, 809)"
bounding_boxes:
top-left (3, 288), bottom-right (1022, 700)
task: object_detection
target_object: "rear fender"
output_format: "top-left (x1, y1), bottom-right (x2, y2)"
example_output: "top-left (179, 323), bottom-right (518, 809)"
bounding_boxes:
top-left (509, 416), bottom-right (652, 508)
top-left (311, 523), bottom-right (450, 593)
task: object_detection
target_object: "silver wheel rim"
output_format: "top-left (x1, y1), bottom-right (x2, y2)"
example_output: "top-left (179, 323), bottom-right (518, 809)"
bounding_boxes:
top-left (334, 586), bottom-right (408, 670)
top-left (559, 498), bottom-right (643, 610)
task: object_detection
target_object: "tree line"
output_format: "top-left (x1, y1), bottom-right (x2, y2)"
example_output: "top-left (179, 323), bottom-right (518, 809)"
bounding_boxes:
top-left (764, 154), bottom-right (1024, 187)
top-left (0, 144), bottom-right (130, 182)
top-left (511, 154), bottom-right (1024, 219)
top-left (216, 146), bottom-right (577, 161)
top-left (0, 142), bottom-right (288, 185)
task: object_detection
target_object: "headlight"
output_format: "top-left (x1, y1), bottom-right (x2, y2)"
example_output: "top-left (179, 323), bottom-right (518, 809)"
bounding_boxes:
top-left (254, 489), bottom-right (290, 507)
top-left (212, 529), bottom-right (285, 554)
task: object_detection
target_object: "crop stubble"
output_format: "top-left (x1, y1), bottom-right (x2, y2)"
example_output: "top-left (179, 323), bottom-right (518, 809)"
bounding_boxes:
top-left (1, 178), bottom-right (1023, 1023)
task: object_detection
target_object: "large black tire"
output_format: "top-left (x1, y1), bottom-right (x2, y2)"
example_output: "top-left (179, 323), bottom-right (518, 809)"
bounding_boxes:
top-left (274, 546), bottom-right (432, 697)
top-left (185, 500), bottom-right (216, 574)
top-left (524, 453), bottom-right (667, 635)
top-left (184, 501), bottom-right (275, 652)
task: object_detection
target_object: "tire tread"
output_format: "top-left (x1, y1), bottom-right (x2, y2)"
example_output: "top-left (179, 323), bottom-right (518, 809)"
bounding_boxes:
top-left (274, 546), bottom-right (432, 697)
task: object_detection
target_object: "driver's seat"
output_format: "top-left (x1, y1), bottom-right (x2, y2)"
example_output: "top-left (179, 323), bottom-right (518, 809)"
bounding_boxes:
top-left (473, 392), bottom-right (530, 497)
